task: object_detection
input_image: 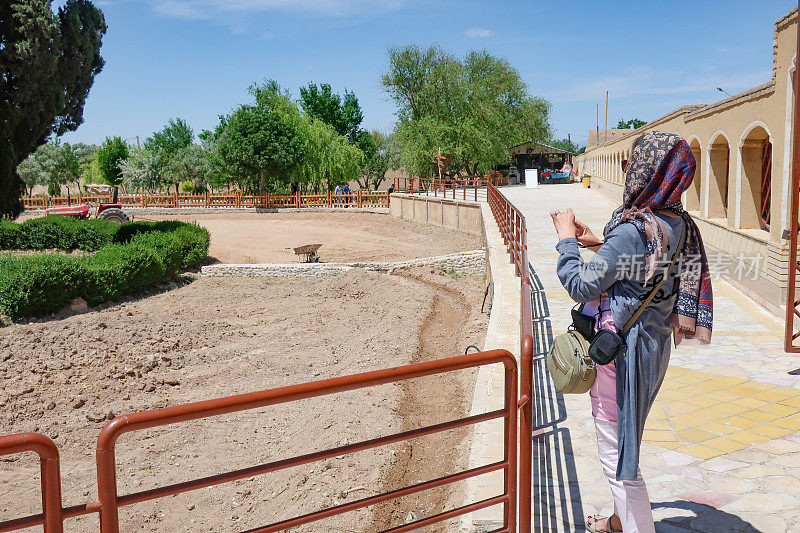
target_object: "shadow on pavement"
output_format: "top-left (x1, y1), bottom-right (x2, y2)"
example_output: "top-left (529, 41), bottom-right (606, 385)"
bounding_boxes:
top-left (526, 263), bottom-right (761, 531)
top-left (529, 264), bottom-right (584, 531)
top-left (651, 500), bottom-right (761, 532)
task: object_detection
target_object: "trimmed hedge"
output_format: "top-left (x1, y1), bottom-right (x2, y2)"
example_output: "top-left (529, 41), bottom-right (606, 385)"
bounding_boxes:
top-left (0, 216), bottom-right (119, 252)
top-left (0, 218), bottom-right (210, 321)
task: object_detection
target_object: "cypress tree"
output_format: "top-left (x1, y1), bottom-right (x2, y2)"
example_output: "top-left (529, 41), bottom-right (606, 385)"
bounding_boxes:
top-left (0, 0), bottom-right (106, 218)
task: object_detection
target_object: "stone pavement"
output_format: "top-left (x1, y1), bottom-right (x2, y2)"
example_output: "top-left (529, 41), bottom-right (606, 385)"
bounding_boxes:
top-left (500, 184), bottom-right (800, 533)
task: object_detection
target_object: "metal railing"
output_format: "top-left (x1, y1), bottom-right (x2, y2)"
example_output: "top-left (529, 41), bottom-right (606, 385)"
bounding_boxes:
top-left (0, 350), bottom-right (518, 533)
top-left (22, 191), bottom-right (390, 211)
top-left (393, 176), bottom-right (507, 201)
top-left (487, 182), bottom-right (534, 533)
top-left (786, 0), bottom-right (800, 353)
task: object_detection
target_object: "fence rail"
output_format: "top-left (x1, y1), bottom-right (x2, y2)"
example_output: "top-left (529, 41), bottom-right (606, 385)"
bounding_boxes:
top-left (0, 350), bottom-right (518, 533)
top-left (393, 175), bottom-right (507, 202)
top-left (487, 182), bottom-right (534, 533)
top-left (22, 191), bottom-right (390, 211)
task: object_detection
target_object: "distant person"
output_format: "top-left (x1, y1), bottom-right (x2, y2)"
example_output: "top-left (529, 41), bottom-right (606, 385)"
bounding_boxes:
top-left (342, 184), bottom-right (351, 206)
top-left (334, 184), bottom-right (342, 206)
top-left (291, 182), bottom-right (298, 195)
top-left (388, 183), bottom-right (395, 194)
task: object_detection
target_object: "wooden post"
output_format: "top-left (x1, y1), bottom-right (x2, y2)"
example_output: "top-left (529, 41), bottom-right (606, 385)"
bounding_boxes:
top-left (205, 191), bottom-right (210, 207)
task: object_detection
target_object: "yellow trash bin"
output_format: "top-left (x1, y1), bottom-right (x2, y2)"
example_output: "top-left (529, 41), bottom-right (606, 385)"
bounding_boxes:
top-left (582, 175), bottom-right (591, 188)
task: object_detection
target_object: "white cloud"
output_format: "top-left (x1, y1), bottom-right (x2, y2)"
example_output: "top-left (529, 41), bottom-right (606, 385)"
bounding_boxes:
top-left (152, 0), bottom-right (406, 20)
top-left (464, 27), bottom-right (493, 38)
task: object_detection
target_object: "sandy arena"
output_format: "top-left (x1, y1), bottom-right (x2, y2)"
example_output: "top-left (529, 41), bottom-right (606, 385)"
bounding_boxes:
top-left (135, 211), bottom-right (481, 264)
top-left (0, 211), bottom-right (489, 532)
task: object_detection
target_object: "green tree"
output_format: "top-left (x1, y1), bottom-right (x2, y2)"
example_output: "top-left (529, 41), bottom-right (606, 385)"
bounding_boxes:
top-left (299, 83), bottom-right (363, 142)
top-left (217, 82), bottom-right (306, 195)
top-left (96, 136), bottom-right (130, 186)
top-left (355, 130), bottom-right (395, 190)
top-left (616, 118), bottom-right (647, 129)
top-left (382, 45), bottom-right (550, 178)
top-left (82, 152), bottom-right (104, 184)
top-left (118, 148), bottom-right (164, 192)
top-left (144, 117), bottom-right (194, 191)
top-left (293, 117), bottom-right (362, 191)
top-left (550, 138), bottom-right (580, 154)
top-left (17, 145), bottom-right (56, 196)
top-left (0, 0), bottom-right (106, 218)
top-left (198, 126), bottom-right (234, 191)
top-left (166, 144), bottom-right (210, 193)
top-left (16, 141), bottom-right (92, 196)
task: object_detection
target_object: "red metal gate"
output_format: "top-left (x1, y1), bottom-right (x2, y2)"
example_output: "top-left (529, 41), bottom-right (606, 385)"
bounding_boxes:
top-left (786, 0), bottom-right (800, 352)
top-left (0, 350), bottom-right (518, 533)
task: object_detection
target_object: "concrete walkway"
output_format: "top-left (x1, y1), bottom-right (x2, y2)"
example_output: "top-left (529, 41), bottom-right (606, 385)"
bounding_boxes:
top-left (500, 184), bottom-right (800, 532)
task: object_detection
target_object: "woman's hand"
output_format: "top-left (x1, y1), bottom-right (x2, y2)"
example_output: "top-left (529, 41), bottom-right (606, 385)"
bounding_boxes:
top-left (550, 209), bottom-right (577, 240)
top-left (574, 220), bottom-right (603, 248)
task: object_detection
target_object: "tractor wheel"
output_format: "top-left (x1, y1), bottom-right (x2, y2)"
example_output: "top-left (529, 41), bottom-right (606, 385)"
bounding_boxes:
top-left (97, 208), bottom-right (130, 225)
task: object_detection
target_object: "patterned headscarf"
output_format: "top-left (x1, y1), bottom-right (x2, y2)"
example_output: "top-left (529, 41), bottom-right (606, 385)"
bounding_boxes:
top-left (603, 131), bottom-right (713, 345)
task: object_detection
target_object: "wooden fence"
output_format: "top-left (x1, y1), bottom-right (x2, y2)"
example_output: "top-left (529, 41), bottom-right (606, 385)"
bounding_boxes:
top-left (22, 191), bottom-right (390, 211)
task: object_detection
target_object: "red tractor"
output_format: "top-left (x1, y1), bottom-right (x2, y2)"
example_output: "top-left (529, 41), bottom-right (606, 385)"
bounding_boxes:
top-left (44, 184), bottom-right (130, 225)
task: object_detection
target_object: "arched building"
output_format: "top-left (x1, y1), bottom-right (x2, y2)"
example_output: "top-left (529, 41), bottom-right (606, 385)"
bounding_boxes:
top-left (575, 8), bottom-right (798, 314)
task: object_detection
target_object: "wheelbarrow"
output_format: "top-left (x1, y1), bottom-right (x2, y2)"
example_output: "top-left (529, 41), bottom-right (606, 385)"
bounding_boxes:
top-left (293, 244), bottom-right (322, 263)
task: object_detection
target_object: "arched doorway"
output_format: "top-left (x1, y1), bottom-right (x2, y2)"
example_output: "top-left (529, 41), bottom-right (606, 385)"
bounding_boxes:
top-left (739, 125), bottom-right (772, 229)
top-left (708, 134), bottom-right (730, 219)
top-left (687, 139), bottom-right (702, 211)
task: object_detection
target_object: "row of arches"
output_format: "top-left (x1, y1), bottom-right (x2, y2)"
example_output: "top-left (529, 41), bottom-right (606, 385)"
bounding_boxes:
top-left (583, 149), bottom-right (630, 186)
top-left (687, 124), bottom-right (772, 230)
top-left (581, 123), bottom-right (774, 231)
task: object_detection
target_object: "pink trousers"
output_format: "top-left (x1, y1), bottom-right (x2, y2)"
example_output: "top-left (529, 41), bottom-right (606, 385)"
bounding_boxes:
top-left (584, 295), bottom-right (655, 533)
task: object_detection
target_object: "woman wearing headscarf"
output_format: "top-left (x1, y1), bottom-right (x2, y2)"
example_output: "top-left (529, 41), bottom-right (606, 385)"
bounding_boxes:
top-left (549, 131), bottom-right (713, 532)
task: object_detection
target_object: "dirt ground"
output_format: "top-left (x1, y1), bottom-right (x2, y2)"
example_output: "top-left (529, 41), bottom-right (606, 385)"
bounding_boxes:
top-left (137, 212), bottom-right (482, 264)
top-left (0, 266), bottom-right (489, 531)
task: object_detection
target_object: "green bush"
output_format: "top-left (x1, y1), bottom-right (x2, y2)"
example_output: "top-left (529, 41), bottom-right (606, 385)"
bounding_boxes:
top-left (0, 218), bottom-right (210, 322)
top-left (10, 216), bottom-right (117, 252)
top-left (113, 220), bottom-right (185, 243)
top-left (0, 220), bottom-right (20, 249)
top-left (82, 233), bottom-right (182, 305)
top-left (0, 255), bottom-right (86, 320)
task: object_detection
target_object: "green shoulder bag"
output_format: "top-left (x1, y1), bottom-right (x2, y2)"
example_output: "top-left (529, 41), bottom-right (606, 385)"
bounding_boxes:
top-left (546, 226), bottom-right (685, 394)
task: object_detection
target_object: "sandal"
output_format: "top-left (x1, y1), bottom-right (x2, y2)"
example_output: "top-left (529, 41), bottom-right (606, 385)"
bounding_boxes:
top-left (586, 514), bottom-right (622, 533)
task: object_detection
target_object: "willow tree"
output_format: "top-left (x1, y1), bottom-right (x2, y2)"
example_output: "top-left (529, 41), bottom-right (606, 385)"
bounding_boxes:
top-left (382, 45), bottom-right (551, 178)
top-left (2, 0), bottom-right (107, 218)
top-left (294, 117), bottom-right (363, 191)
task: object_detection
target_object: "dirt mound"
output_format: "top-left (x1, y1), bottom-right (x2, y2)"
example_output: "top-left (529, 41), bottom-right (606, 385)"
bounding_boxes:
top-left (0, 267), bottom-right (487, 531)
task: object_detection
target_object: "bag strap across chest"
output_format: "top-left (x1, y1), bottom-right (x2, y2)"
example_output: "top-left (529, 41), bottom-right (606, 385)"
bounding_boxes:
top-left (620, 224), bottom-right (686, 333)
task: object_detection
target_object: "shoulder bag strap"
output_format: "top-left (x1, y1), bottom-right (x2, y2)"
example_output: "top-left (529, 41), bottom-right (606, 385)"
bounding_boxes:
top-left (621, 224), bottom-right (686, 333)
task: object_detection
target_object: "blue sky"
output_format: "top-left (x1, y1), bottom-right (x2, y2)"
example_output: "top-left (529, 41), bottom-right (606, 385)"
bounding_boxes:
top-left (59, 0), bottom-right (796, 148)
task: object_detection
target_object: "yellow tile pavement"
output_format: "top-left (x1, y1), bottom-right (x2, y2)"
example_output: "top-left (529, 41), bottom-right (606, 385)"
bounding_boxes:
top-left (644, 367), bottom-right (800, 459)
